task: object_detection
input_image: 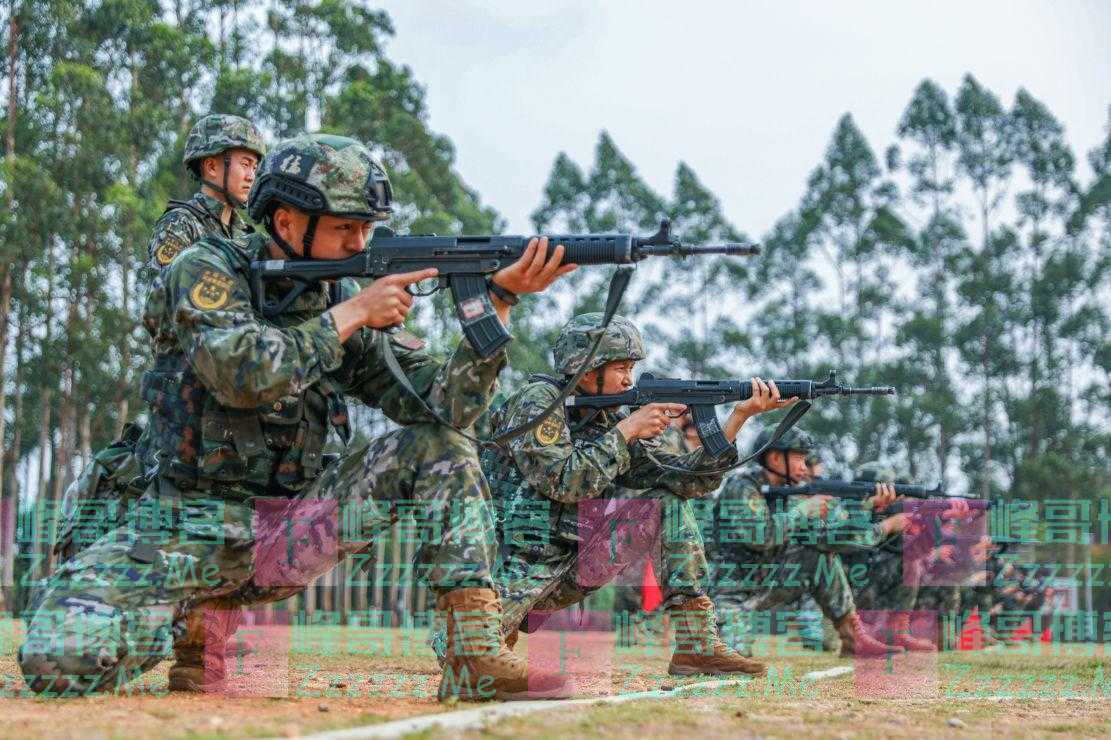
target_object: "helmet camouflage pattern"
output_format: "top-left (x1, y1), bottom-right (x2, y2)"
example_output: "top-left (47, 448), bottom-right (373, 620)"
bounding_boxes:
top-left (552, 312), bottom-right (645, 375)
top-left (247, 133), bottom-right (393, 223)
top-left (855, 461), bottom-right (897, 483)
top-left (183, 114), bottom-right (265, 173)
top-left (749, 427), bottom-right (816, 461)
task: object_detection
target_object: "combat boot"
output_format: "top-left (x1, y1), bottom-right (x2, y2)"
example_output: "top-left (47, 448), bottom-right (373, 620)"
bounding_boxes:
top-left (666, 596), bottom-right (767, 677)
top-left (835, 611), bottom-right (905, 658)
top-left (437, 588), bottom-right (575, 702)
top-left (888, 612), bottom-right (936, 652)
top-left (168, 598), bottom-right (244, 693)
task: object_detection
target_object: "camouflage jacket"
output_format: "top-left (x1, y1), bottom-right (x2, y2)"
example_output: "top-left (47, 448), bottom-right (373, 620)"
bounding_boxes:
top-left (483, 374), bottom-right (738, 545)
top-left (147, 191), bottom-right (251, 271)
top-left (708, 467), bottom-right (890, 560)
top-left (138, 231), bottom-right (505, 495)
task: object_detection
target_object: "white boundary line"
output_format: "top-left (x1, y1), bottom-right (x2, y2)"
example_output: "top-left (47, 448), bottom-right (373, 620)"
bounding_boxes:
top-left (295, 666), bottom-right (855, 740)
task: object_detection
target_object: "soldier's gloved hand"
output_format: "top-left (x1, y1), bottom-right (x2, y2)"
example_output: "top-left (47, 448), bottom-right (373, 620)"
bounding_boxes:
top-left (866, 482), bottom-right (897, 512)
top-left (617, 402), bottom-right (687, 442)
top-left (330, 267), bottom-right (438, 341)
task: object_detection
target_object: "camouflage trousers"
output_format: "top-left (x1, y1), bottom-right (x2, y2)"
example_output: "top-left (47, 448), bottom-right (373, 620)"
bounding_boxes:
top-left (54, 423), bottom-right (150, 564)
top-left (496, 489), bottom-right (711, 634)
top-left (19, 422), bottom-right (497, 696)
top-left (843, 547), bottom-right (918, 612)
top-left (711, 544), bottom-right (856, 652)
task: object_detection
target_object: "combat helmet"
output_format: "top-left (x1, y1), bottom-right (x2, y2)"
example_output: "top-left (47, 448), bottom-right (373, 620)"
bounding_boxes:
top-left (552, 312), bottom-right (645, 375)
top-left (183, 114), bottom-right (266, 207)
top-left (854, 461), bottom-right (897, 484)
top-left (248, 133), bottom-right (393, 258)
top-left (749, 426), bottom-right (815, 464)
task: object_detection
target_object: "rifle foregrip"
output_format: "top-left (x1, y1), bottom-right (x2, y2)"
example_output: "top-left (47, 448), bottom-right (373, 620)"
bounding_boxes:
top-left (448, 274), bottom-right (511, 358)
top-left (550, 235), bottom-right (634, 265)
top-left (691, 404), bottom-right (732, 458)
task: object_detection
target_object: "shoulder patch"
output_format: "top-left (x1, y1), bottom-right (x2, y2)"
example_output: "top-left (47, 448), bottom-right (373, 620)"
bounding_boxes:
top-left (390, 329), bottom-right (426, 351)
top-left (189, 269), bottom-right (236, 310)
top-left (534, 414), bottom-right (563, 446)
top-left (154, 239), bottom-right (186, 266)
top-left (748, 495), bottom-right (765, 515)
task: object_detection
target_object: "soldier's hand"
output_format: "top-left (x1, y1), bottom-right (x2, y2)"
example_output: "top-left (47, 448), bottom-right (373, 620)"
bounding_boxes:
top-left (941, 498), bottom-right (970, 520)
top-left (734, 377), bottom-right (798, 419)
top-left (617, 402), bottom-right (687, 442)
top-left (879, 512), bottom-right (913, 537)
top-left (867, 482), bottom-right (897, 512)
top-left (800, 494), bottom-right (835, 520)
top-left (493, 237), bottom-right (578, 299)
top-left (330, 267), bottom-right (438, 342)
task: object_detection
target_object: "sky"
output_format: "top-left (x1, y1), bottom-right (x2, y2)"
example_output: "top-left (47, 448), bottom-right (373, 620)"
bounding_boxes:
top-left (374, 0), bottom-right (1111, 236)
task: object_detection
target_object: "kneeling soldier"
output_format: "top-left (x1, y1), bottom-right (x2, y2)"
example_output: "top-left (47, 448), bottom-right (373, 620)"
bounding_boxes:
top-left (472, 313), bottom-right (787, 677)
top-left (707, 431), bottom-right (913, 658)
top-left (21, 133), bottom-right (575, 702)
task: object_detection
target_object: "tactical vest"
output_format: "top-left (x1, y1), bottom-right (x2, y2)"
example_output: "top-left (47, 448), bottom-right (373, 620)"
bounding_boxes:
top-left (139, 238), bottom-right (349, 495)
top-left (162, 195), bottom-right (251, 239)
top-left (482, 374), bottom-right (615, 548)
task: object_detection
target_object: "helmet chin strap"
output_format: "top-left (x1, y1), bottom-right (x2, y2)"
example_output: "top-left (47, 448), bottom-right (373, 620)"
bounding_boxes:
top-left (761, 453), bottom-right (800, 486)
top-left (268, 212), bottom-right (320, 260)
top-left (200, 152), bottom-right (247, 210)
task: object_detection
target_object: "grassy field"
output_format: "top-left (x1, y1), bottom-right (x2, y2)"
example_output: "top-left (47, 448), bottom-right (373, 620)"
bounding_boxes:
top-left (0, 622), bottom-right (1108, 739)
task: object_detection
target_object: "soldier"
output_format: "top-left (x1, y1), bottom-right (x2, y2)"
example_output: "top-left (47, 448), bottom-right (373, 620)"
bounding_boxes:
top-left (609, 415), bottom-right (693, 646)
top-left (706, 430), bottom-right (913, 658)
top-left (840, 461), bottom-right (937, 652)
top-left (48, 114), bottom-right (267, 692)
top-left (56, 113), bottom-right (267, 565)
top-left (20, 133), bottom-right (577, 702)
top-left (147, 113), bottom-right (265, 270)
top-left (466, 313), bottom-right (788, 678)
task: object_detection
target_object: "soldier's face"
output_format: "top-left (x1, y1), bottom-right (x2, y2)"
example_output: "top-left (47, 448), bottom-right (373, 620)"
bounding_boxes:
top-left (765, 449), bottom-right (810, 481)
top-left (203, 148), bottom-right (259, 201)
top-left (272, 208), bottom-right (375, 258)
top-left (599, 360), bottom-right (636, 394)
top-left (578, 359), bottom-right (637, 395)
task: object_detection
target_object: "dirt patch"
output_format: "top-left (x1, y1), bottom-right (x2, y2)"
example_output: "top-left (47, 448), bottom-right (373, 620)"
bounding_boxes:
top-left (1, 622), bottom-right (1107, 739)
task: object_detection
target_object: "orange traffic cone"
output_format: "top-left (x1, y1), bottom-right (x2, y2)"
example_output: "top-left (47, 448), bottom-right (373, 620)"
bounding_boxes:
top-left (641, 560), bottom-right (662, 612)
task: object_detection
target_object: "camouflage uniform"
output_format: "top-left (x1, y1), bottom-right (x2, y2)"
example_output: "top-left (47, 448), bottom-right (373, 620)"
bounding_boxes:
top-left (146, 191), bottom-right (252, 271)
top-left (610, 424), bottom-right (688, 641)
top-left (19, 135), bottom-right (504, 696)
top-left (149, 113), bottom-right (265, 270)
top-left (706, 465), bottom-right (890, 652)
top-left (841, 462), bottom-right (918, 613)
top-left (54, 114), bottom-right (266, 565)
top-left (485, 376), bottom-right (736, 634)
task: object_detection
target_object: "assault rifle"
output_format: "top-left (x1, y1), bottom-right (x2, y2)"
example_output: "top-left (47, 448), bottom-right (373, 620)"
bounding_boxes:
top-left (760, 478), bottom-right (943, 500)
top-left (565, 372), bottom-right (895, 457)
top-left (249, 219), bottom-right (759, 358)
top-left (760, 479), bottom-right (996, 516)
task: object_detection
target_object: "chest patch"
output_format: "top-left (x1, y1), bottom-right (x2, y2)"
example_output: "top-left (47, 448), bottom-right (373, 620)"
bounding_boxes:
top-left (189, 270), bottom-right (235, 311)
top-left (390, 329), bottom-right (426, 351)
top-left (534, 415), bottom-right (563, 446)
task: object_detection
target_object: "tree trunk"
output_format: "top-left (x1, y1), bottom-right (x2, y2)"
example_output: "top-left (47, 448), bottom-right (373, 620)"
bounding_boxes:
top-left (6, 4), bottom-right (18, 158)
top-left (36, 387), bottom-right (51, 503)
top-left (78, 402), bottom-right (91, 469)
top-left (0, 270), bottom-right (10, 498)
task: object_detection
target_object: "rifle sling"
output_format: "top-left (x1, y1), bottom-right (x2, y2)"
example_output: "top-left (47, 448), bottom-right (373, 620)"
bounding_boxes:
top-left (642, 399), bottom-right (813, 476)
top-left (377, 267), bottom-right (635, 450)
